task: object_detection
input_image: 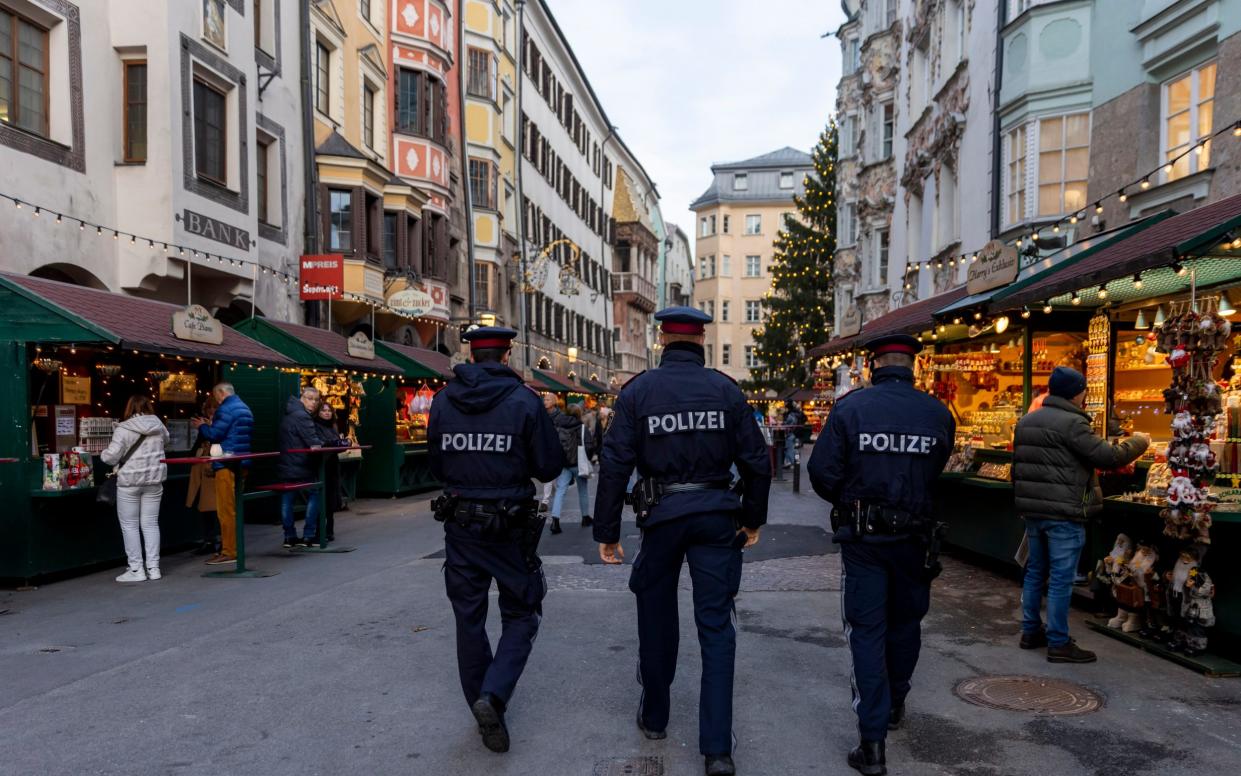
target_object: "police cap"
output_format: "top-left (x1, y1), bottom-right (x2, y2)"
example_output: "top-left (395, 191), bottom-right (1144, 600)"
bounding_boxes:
top-left (654, 305), bottom-right (712, 335)
top-left (462, 325), bottom-right (518, 350)
top-left (865, 333), bottom-right (923, 357)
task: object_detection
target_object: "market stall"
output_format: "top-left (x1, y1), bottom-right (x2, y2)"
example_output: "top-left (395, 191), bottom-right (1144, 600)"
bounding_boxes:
top-left (0, 272), bottom-right (293, 583)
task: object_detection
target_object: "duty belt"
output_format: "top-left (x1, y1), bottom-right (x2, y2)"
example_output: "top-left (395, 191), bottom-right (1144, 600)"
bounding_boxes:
top-left (836, 501), bottom-right (929, 535)
top-left (662, 480), bottom-right (731, 494)
top-left (453, 501), bottom-right (504, 521)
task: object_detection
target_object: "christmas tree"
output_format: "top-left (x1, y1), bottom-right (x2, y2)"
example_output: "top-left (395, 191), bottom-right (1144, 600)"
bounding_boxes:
top-left (748, 122), bottom-right (837, 392)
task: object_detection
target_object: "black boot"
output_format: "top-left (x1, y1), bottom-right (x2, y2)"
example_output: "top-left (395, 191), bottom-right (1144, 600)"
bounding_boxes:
top-left (704, 754), bottom-right (736, 776)
top-left (847, 740), bottom-right (886, 775)
top-left (470, 693), bottom-right (510, 753)
top-left (1046, 640), bottom-right (1097, 664)
top-left (636, 708), bottom-right (666, 740)
top-left (549, 518), bottom-right (562, 534)
top-left (581, 515), bottom-right (593, 527)
top-left (888, 702), bottom-right (905, 730)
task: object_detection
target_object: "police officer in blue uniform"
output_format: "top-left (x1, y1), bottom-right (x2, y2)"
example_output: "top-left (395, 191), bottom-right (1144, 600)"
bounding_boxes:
top-left (594, 306), bottom-right (771, 776)
top-left (808, 333), bottom-right (955, 776)
top-left (428, 326), bottom-right (563, 753)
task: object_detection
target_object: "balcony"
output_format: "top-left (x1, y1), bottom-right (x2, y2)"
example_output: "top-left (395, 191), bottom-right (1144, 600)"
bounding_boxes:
top-left (611, 272), bottom-right (657, 313)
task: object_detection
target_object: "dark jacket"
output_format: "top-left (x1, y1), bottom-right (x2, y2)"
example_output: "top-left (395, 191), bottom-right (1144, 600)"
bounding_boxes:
top-left (1012, 395), bottom-right (1149, 522)
top-left (314, 415), bottom-right (347, 447)
top-left (196, 394), bottom-right (253, 471)
top-left (277, 396), bottom-right (323, 482)
top-left (593, 343), bottom-right (772, 544)
top-left (808, 366), bottom-right (955, 541)
top-left (551, 409), bottom-right (584, 468)
top-left (314, 415), bottom-right (345, 512)
top-left (428, 362), bottom-right (563, 500)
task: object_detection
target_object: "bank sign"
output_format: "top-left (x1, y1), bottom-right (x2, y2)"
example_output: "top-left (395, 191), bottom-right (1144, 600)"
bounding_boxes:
top-left (182, 209), bottom-right (251, 250)
top-left (299, 255), bottom-right (344, 300)
top-left (966, 240), bottom-right (1020, 295)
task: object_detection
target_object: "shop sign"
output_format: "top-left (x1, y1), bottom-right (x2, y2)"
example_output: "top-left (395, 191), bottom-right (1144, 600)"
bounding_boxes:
top-left (363, 267), bottom-right (384, 300)
top-left (838, 306), bottom-right (862, 338)
top-left (182, 209), bottom-right (251, 250)
top-left (172, 304), bottom-right (224, 345)
top-left (967, 240), bottom-right (1020, 295)
top-left (425, 280), bottom-right (450, 321)
top-left (387, 285), bottom-right (435, 317)
top-left (347, 331), bottom-right (376, 360)
top-left (60, 375), bottom-right (90, 405)
top-left (159, 373), bottom-right (199, 404)
top-left (300, 255), bottom-right (345, 300)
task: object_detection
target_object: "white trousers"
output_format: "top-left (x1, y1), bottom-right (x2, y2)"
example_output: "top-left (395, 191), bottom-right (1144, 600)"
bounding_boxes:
top-left (117, 484), bottom-right (163, 571)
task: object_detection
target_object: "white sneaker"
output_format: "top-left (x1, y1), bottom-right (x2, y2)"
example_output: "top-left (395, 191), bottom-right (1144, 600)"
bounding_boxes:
top-left (1106, 612), bottom-right (1127, 629)
top-left (147, 567), bottom-right (162, 580)
top-left (116, 568), bottom-right (147, 583)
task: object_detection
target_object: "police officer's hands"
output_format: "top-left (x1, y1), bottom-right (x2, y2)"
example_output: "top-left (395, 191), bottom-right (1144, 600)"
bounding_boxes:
top-left (599, 542), bottom-right (625, 564)
top-left (739, 527), bottom-right (760, 548)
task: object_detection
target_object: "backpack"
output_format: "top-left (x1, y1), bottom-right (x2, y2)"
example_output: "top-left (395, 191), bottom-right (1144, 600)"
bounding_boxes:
top-left (556, 423), bottom-right (577, 466)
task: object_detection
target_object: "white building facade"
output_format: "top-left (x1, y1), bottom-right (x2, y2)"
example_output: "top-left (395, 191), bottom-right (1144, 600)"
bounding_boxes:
top-left (0, 0), bottom-right (305, 322)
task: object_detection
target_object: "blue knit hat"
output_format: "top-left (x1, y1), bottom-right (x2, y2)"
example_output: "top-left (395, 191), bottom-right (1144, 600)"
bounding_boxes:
top-left (1048, 366), bottom-right (1087, 399)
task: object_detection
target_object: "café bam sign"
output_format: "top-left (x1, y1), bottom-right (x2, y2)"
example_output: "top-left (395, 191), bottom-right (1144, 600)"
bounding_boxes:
top-left (966, 240), bottom-right (1020, 295)
top-left (172, 304), bottom-right (224, 345)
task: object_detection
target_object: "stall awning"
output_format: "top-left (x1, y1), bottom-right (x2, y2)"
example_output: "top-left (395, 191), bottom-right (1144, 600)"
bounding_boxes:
top-left (375, 341), bottom-right (454, 379)
top-left (998, 194), bottom-right (1241, 311)
top-left (808, 334), bottom-right (861, 359)
top-left (232, 317), bottom-right (403, 375)
top-left (778, 388), bottom-right (818, 403)
top-left (580, 377), bottom-right (617, 395)
top-left (533, 369), bottom-right (583, 393)
top-left (858, 286), bottom-right (972, 340)
top-left (0, 273), bottom-right (293, 366)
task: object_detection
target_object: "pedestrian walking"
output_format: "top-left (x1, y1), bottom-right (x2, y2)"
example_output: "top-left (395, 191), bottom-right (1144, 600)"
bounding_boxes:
top-left (781, 402), bottom-right (799, 468)
top-left (549, 403), bottom-right (596, 531)
top-left (1012, 366), bottom-right (1149, 663)
top-left (191, 383), bottom-right (253, 566)
top-left (277, 386), bottom-right (325, 548)
top-left (427, 326), bottom-right (562, 754)
top-left (185, 395), bottom-right (219, 555)
top-left (539, 392), bottom-right (560, 513)
top-left (314, 401), bottom-right (349, 542)
top-left (594, 306), bottom-right (771, 776)
top-left (101, 395), bottom-right (170, 583)
top-left (807, 333), bottom-right (955, 776)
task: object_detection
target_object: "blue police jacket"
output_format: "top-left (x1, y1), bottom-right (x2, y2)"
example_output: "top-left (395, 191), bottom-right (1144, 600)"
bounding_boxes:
top-left (196, 394), bottom-right (254, 471)
top-left (428, 362), bottom-right (563, 501)
top-left (592, 342), bottom-right (772, 544)
top-left (807, 365), bottom-right (955, 541)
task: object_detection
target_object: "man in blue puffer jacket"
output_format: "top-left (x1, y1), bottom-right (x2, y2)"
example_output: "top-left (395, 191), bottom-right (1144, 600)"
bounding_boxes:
top-left (192, 382), bottom-right (254, 565)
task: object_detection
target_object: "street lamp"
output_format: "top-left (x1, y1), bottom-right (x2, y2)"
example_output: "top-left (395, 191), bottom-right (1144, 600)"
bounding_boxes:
top-left (568, 346), bottom-right (578, 363)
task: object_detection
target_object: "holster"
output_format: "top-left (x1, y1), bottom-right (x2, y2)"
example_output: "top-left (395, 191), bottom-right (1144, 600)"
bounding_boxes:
top-left (431, 494), bottom-right (459, 523)
top-left (501, 500), bottom-right (543, 572)
top-left (626, 477), bottom-right (662, 528)
top-left (924, 522), bottom-right (949, 581)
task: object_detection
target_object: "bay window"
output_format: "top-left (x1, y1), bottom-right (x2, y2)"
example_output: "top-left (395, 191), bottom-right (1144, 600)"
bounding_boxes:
top-left (1163, 62), bottom-right (1215, 182)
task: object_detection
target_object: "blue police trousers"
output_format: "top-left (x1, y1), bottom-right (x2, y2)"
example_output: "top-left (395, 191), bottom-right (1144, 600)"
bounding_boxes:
top-left (443, 521), bottom-right (546, 710)
top-left (629, 513), bottom-right (745, 756)
top-left (840, 539), bottom-right (931, 741)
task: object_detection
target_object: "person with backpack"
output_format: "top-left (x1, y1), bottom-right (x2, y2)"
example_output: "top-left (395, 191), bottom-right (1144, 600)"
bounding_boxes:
top-left (549, 403), bottom-right (596, 533)
top-left (100, 395), bottom-right (170, 582)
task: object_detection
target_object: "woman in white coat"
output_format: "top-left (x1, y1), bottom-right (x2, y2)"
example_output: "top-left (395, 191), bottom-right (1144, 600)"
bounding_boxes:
top-left (101, 395), bottom-right (170, 582)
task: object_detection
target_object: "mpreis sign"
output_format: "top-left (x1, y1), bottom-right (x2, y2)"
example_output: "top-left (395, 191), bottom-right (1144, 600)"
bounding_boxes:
top-left (299, 255), bottom-right (344, 300)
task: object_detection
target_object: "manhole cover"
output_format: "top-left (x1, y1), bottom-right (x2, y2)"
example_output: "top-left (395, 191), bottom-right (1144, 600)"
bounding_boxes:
top-left (954, 675), bottom-right (1103, 716)
top-left (593, 757), bottom-right (664, 776)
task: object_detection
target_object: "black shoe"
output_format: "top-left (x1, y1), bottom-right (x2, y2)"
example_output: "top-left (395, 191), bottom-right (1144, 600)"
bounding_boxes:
top-left (636, 709), bottom-right (666, 740)
top-left (1020, 629), bottom-right (1048, 650)
top-left (705, 755), bottom-right (736, 776)
top-left (326, 534), bottom-right (335, 543)
top-left (471, 694), bottom-right (510, 753)
top-left (1047, 640), bottom-right (1097, 664)
top-left (887, 702), bottom-right (905, 730)
top-left (581, 515), bottom-right (593, 527)
top-left (301, 536), bottom-right (319, 547)
top-left (549, 518), bottom-right (562, 534)
top-left (282, 537), bottom-right (296, 549)
top-left (847, 740), bottom-right (886, 775)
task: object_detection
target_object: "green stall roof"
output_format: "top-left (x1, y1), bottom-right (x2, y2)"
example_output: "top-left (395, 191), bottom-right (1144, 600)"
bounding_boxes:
top-left (532, 368), bottom-right (580, 392)
top-left (375, 341), bottom-right (454, 380)
top-left (232, 317), bottom-right (403, 375)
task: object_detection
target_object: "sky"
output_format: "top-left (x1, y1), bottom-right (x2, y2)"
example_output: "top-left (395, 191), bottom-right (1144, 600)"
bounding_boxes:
top-left (547, 0), bottom-right (846, 249)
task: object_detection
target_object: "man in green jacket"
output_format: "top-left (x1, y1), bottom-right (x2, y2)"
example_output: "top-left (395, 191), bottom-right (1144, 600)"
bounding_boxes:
top-left (1012, 366), bottom-right (1149, 663)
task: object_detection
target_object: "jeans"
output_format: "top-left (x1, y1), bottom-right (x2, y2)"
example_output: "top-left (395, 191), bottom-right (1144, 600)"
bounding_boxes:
top-left (784, 434), bottom-right (797, 466)
top-left (281, 489), bottom-right (323, 540)
top-left (1021, 518), bottom-right (1086, 647)
top-left (550, 467), bottom-right (590, 519)
top-left (117, 483), bottom-right (163, 571)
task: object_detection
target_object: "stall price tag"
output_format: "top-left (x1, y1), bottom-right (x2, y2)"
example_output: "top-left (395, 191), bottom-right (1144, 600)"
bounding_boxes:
top-left (60, 375), bottom-right (90, 405)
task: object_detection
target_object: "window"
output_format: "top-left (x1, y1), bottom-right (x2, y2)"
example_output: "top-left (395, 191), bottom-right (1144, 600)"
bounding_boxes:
top-left (841, 115), bottom-right (856, 155)
top-left (780, 171), bottom-right (793, 189)
top-left (721, 344), bottom-right (731, 366)
top-left (0, 8), bottom-right (49, 136)
top-left (1005, 124), bottom-right (1027, 226)
top-left (721, 300), bottom-right (730, 322)
top-left (709, 214), bottom-right (716, 234)
top-left (721, 255), bottom-right (731, 276)
top-left (256, 138), bottom-right (270, 223)
top-left (745, 300), bottom-right (761, 323)
top-left (1163, 62), bottom-right (1215, 182)
top-left (885, 0), bottom-right (897, 25)
top-left (193, 79), bottom-right (227, 185)
top-left (844, 37), bottom-right (860, 75)
top-left (881, 102), bottom-right (894, 159)
top-left (395, 68), bottom-right (446, 143)
top-left (329, 189), bottom-right (352, 251)
top-left (745, 255), bottom-right (761, 277)
top-left (936, 166), bottom-right (959, 248)
top-left (706, 344), bottom-right (714, 366)
top-left (502, 91), bottom-right (514, 143)
top-left (955, 1), bottom-right (966, 63)
top-left (1037, 113), bottom-right (1089, 216)
top-left (706, 300), bottom-right (715, 318)
top-left (382, 211), bottom-right (398, 269)
top-left (722, 215), bottom-right (730, 234)
top-left (700, 217), bottom-right (709, 238)
top-left (363, 82), bottom-right (375, 149)
top-left (875, 229), bottom-right (890, 287)
top-left (745, 346), bottom-right (761, 369)
top-left (123, 61), bottom-right (147, 162)
top-left (314, 41), bottom-right (330, 114)
top-left (744, 214), bottom-right (761, 235)
top-left (475, 262), bottom-right (492, 309)
top-left (469, 159), bottom-right (497, 209)
top-left (842, 202), bottom-right (857, 246)
top-left (361, 0), bottom-right (371, 24)
top-left (203, 0), bottom-right (225, 49)
top-left (733, 173), bottom-right (748, 191)
top-left (467, 47), bottom-right (495, 100)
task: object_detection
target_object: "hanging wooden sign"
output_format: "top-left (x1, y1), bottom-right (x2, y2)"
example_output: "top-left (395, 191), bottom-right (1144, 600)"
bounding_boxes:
top-left (172, 304), bottom-right (224, 345)
top-left (967, 240), bottom-right (1020, 295)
